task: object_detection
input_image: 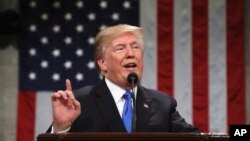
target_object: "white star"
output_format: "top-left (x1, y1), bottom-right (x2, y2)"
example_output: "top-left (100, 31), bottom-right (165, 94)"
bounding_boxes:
top-left (88, 37), bottom-right (95, 45)
top-left (28, 72), bottom-right (36, 80)
top-left (29, 48), bottom-right (36, 56)
top-left (41, 13), bottom-right (49, 21)
top-left (87, 61), bottom-right (95, 69)
top-left (88, 13), bottom-right (96, 21)
top-left (64, 13), bottom-right (73, 21)
top-left (40, 36), bottom-right (49, 44)
top-left (76, 0), bottom-right (84, 8)
top-left (75, 48), bottom-right (84, 57)
top-left (123, 1), bottom-right (131, 9)
top-left (64, 13), bottom-right (72, 21)
top-left (52, 25), bottom-right (60, 33)
top-left (29, 24), bottom-right (37, 32)
top-left (100, 1), bottom-right (108, 9)
top-left (75, 24), bottom-right (84, 33)
top-left (52, 73), bottom-right (60, 81)
top-left (111, 13), bottom-right (119, 21)
top-left (99, 25), bottom-right (107, 31)
top-left (29, 1), bottom-right (37, 8)
top-left (41, 60), bottom-right (49, 69)
top-left (64, 61), bottom-right (72, 69)
top-left (52, 49), bottom-right (61, 57)
top-left (75, 72), bottom-right (84, 81)
top-left (64, 36), bottom-right (72, 45)
top-left (53, 1), bottom-right (61, 8)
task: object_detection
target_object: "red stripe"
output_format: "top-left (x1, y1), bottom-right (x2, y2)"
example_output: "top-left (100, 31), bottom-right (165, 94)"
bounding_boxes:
top-left (17, 91), bottom-right (36, 141)
top-left (226, 0), bottom-right (246, 130)
top-left (157, 0), bottom-right (174, 96)
top-left (192, 0), bottom-right (209, 132)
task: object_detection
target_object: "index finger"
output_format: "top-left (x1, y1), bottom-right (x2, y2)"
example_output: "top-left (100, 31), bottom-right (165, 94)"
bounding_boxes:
top-left (65, 79), bottom-right (72, 91)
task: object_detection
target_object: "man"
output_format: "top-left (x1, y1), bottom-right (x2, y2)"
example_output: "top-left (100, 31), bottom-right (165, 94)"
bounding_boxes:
top-left (48, 24), bottom-right (199, 133)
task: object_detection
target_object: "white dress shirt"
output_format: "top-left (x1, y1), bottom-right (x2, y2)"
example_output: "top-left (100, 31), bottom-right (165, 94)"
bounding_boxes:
top-left (105, 78), bottom-right (137, 117)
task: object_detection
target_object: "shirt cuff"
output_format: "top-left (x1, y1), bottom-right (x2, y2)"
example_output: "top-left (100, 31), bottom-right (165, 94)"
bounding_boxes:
top-left (51, 126), bottom-right (71, 134)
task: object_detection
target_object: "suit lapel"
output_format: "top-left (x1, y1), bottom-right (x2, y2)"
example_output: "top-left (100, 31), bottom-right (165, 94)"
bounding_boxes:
top-left (91, 80), bottom-right (152, 132)
top-left (93, 79), bottom-right (126, 132)
top-left (136, 86), bottom-right (152, 131)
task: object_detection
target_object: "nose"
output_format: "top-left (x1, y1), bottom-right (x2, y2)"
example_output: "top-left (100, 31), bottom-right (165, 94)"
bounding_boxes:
top-left (126, 46), bottom-right (135, 58)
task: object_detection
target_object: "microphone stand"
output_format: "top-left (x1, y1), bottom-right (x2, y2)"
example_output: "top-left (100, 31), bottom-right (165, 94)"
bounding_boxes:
top-left (131, 77), bottom-right (137, 132)
top-left (127, 72), bottom-right (138, 132)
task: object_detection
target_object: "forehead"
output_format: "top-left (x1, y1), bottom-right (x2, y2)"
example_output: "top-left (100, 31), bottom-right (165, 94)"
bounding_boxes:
top-left (110, 32), bottom-right (139, 44)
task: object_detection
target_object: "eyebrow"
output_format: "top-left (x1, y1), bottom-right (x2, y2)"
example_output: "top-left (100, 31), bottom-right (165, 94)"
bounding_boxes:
top-left (114, 41), bottom-right (140, 46)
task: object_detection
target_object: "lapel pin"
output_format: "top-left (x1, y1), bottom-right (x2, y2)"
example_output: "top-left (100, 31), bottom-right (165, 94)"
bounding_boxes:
top-left (144, 103), bottom-right (149, 108)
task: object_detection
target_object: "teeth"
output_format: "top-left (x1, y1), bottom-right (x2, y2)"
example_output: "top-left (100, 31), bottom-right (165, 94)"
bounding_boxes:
top-left (125, 63), bottom-right (136, 68)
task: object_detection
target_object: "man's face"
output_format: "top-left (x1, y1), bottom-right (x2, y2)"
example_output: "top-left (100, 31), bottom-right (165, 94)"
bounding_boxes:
top-left (97, 32), bottom-right (143, 89)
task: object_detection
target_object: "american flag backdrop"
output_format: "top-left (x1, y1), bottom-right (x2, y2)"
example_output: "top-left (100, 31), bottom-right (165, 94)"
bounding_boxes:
top-left (17, 0), bottom-right (246, 141)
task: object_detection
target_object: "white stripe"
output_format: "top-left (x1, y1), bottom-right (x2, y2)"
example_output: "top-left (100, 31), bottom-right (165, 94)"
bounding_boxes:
top-left (35, 91), bottom-right (53, 138)
top-left (208, 0), bottom-right (227, 133)
top-left (174, 0), bottom-right (193, 124)
top-left (140, 0), bottom-right (157, 89)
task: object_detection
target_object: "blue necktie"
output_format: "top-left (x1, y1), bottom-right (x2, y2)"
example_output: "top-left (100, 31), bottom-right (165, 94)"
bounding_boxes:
top-left (122, 90), bottom-right (133, 133)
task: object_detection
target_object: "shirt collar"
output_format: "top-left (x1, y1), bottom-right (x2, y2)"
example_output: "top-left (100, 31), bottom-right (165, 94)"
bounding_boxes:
top-left (105, 78), bottom-right (137, 103)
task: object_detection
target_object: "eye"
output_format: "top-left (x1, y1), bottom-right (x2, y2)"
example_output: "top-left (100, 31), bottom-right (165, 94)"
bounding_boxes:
top-left (131, 43), bottom-right (141, 50)
top-left (114, 45), bottom-right (125, 52)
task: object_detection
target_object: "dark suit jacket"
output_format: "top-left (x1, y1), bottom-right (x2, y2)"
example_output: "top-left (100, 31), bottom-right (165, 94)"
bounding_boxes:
top-left (47, 79), bottom-right (199, 133)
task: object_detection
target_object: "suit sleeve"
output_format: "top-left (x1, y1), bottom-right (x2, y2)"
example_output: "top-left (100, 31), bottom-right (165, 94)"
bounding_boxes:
top-left (169, 98), bottom-right (200, 133)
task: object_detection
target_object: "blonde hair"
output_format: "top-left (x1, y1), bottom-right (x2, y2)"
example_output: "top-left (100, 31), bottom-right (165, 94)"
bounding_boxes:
top-left (94, 24), bottom-right (144, 71)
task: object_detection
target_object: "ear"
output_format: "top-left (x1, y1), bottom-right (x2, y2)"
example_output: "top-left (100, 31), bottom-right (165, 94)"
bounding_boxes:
top-left (97, 58), bottom-right (107, 72)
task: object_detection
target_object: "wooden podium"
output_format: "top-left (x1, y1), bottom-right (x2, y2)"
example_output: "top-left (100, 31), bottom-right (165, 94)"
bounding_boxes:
top-left (37, 133), bottom-right (229, 141)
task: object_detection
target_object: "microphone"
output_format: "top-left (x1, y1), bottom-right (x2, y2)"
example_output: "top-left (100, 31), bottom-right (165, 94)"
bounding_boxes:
top-left (127, 72), bottom-right (138, 132)
top-left (127, 72), bottom-right (138, 87)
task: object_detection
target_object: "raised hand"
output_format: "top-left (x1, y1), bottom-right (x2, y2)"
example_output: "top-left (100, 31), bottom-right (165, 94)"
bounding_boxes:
top-left (51, 79), bottom-right (81, 133)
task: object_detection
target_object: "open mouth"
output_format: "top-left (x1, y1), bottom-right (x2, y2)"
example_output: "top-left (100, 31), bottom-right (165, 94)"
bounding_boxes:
top-left (124, 63), bottom-right (137, 69)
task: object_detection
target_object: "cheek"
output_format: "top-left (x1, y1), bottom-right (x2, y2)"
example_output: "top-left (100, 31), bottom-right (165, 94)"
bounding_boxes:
top-left (105, 56), bottom-right (118, 69)
top-left (110, 54), bottom-right (124, 63)
top-left (137, 54), bottom-right (143, 65)
top-left (106, 51), bottom-right (127, 70)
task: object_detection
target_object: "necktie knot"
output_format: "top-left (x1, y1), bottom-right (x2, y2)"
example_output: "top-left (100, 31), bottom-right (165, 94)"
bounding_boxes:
top-left (123, 90), bottom-right (132, 100)
top-left (122, 90), bottom-right (133, 133)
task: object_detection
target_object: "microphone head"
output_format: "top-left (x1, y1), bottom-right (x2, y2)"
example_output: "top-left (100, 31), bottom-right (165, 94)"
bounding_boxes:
top-left (127, 72), bottom-right (138, 85)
